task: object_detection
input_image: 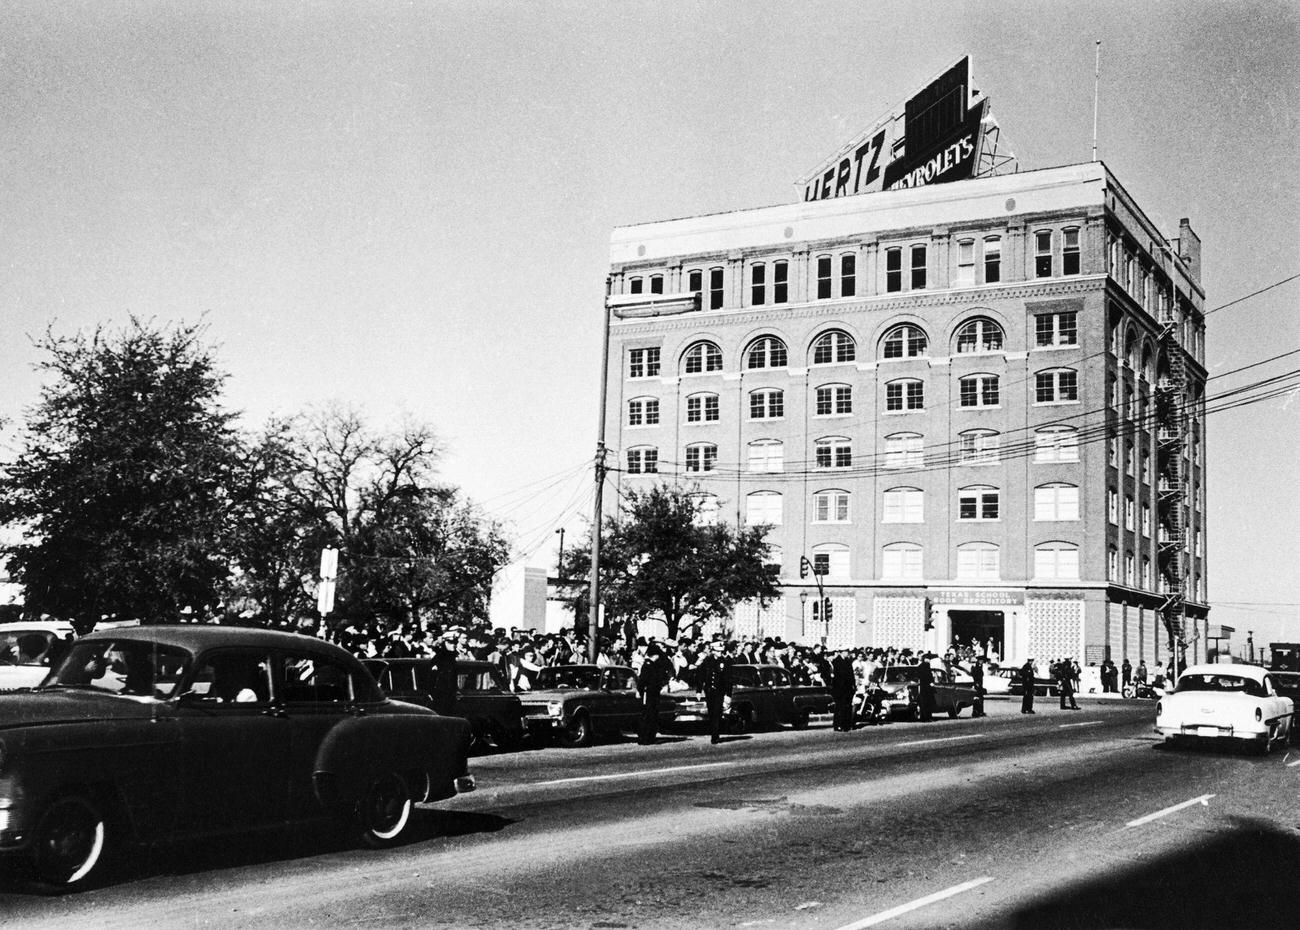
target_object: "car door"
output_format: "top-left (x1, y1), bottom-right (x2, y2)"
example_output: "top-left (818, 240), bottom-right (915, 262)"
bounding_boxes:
top-left (761, 667), bottom-right (795, 723)
top-left (601, 668), bottom-right (641, 730)
top-left (175, 647), bottom-right (290, 832)
top-left (274, 651), bottom-right (362, 819)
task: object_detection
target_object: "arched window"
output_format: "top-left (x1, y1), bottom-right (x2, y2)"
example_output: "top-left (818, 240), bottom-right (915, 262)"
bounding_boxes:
top-left (1034, 543), bottom-right (1079, 580)
top-left (747, 439), bottom-right (784, 473)
top-left (682, 341), bottom-right (722, 375)
top-left (881, 324), bottom-right (928, 359)
top-left (1035, 368), bottom-right (1079, 404)
top-left (746, 336), bottom-right (788, 369)
top-left (684, 443), bottom-right (717, 473)
top-left (882, 543), bottom-right (923, 580)
top-left (628, 276), bottom-right (644, 294)
top-left (882, 487), bottom-right (924, 524)
top-left (745, 491), bottom-right (782, 526)
top-left (957, 543), bottom-right (1000, 580)
top-left (685, 392), bottom-right (719, 423)
top-left (884, 432), bottom-right (923, 469)
top-left (812, 489), bottom-right (850, 524)
top-left (749, 388), bottom-right (784, 420)
top-left (625, 447), bottom-right (658, 475)
top-left (1034, 483), bottom-right (1080, 521)
top-left (959, 374), bottom-right (1000, 408)
top-left (958, 429), bottom-right (999, 465)
top-left (812, 543), bottom-right (850, 580)
top-left (815, 436), bottom-right (852, 469)
top-left (954, 317), bottom-right (1004, 354)
top-left (627, 397), bottom-right (660, 427)
top-left (885, 378), bottom-right (924, 412)
top-left (958, 485), bottom-right (999, 521)
top-left (1034, 425), bottom-right (1079, 462)
top-left (814, 383), bottom-right (852, 417)
top-left (812, 330), bottom-right (856, 365)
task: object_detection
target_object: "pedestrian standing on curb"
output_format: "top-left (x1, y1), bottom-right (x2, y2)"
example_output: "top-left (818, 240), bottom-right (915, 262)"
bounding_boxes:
top-left (429, 631), bottom-right (459, 716)
top-left (1122, 658), bottom-right (1132, 688)
top-left (1057, 658), bottom-right (1080, 710)
top-left (696, 640), bottom-right (733, 744)
top-left (636, 641), bottom-right (672, 745)
top-left (830, 649), bottom-right (857, 731)
top-left (971, 656), bottom-right (986, 718)
top-left (1020, 657), bottom-right (1037, 714)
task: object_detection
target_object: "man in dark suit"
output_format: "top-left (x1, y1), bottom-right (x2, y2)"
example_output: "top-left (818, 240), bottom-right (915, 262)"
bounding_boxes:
top-left (830, 649), bottom-right (857, 731)
top-left (429, 631), bottom-right (460, 716)
top-left (696, 640), bottom-right (734, 744)
top-left (916, 654), bottom-right (935, 722)
top-left (970, 656), bottom-right (986, 718)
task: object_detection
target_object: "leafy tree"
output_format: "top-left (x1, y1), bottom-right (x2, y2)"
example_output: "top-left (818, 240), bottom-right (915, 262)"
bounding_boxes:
top-left (559, 483), bottom-right (779, 641)
top-left (0, 318), bottom-right (240, 629)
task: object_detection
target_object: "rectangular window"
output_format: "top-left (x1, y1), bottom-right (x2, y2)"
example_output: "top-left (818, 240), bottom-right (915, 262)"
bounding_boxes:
top-left (983, 237), bottom-right (1001, 283)
top-left (773, 261), bottom-right (788, 304)
top-left (629, 277), bottom-right (643, 294)
top-left (817, 255), bottom-right (832, 299)
top-left (1035, 485), bottom-right (1079, 521)
top-left (815, 385), bottom-right (852, 416)
top-left (815, 440), bottom-right (852, 469)
top-left (1035, 312), bottom-right (1078, 347)
top-left (1034, 429), bottom-right (1079, 462)
top-left (751, 263), bottom-right (766, 306)
top-left (709, 267), bottom-right (724, 310)
top-left (959, 376), bottom-right (999, 408)
top-left (1125, 496), bottom-right (1135, 530)
top-left (688, 269), bottom-right (702, 293)
top-left (955, 239), bottom-right (975, 286)
top-left (686, 395), bottom-right (719, 423)
top-left (959, 432), bottom-right (999, 464)
top-left (1108, 490), bottom-right (1119, 525)
top-left (1062, 228), bottom-right (1081, 275)
top-left (885, 434), bottom-right (923, 469)
top-left (883, 546), bottom-right (923, 580)
top-left (813, 492), bottom-right (850, 523)
top-left (1034, 546), bottom-right (1079, 581)
top-left (629, 347), bottom-right (661, 379)
top-left (1035, 230), bottom-right (1053, 278)
top-left (957, 546), bottom-right (1000, 580)
top-left (650, 274), bottom-right (663, 294)
top-left (910, 245), bottom-right (927, 289)
top-left (749, 391), bottom-right (783, 420)
top-left (745, 494), bottom-right (782, 526)
top-left (886, 248), bottom-right (902, 292)
top-left (882, 489), bottom-right (924, 523)
top-left (1142, 503), bottom-right (1151, 536)
top-left (840, 254), bottom-right (856, 297)
top-left (626, 449), bottom-right (658, 474)
top-left (628, 399), bottom-right (658, 426)
top-left (685, 445), bottom-right (717, 473)
top-left (747, 442), bottom-right (784, 473)
top-left (1035, 370), bottom-right (1078, 403)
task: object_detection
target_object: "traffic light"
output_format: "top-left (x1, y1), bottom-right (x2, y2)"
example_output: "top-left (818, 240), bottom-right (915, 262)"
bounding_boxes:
top-left (799, 556), bottom-right (811, 579)
top-left (823, 597), bottom-right (833, 622)
top-left (923, 597), bottom-right (934, 631)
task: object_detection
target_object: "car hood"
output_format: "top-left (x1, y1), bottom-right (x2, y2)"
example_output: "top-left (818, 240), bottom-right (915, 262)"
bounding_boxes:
top-left (0, 688), bottom-right (170, 730)
top-left (518, 688), bottom-right (602, 701)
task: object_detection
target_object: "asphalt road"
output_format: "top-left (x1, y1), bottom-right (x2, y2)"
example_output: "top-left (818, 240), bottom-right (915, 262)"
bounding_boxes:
top-left (4, 696), bottom-right (1298, 929)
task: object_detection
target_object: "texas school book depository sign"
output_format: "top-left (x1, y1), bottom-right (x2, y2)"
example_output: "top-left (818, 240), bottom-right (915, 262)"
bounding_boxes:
top-left (799, 56), bottom-right (993, 202)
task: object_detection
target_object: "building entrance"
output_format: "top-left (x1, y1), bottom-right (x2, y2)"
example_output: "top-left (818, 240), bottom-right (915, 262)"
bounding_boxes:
top-left (948, 610), bottom-right (1005, 662)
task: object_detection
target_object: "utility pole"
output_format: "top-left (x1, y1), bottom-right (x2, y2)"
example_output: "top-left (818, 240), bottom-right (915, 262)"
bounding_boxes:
top-left (554, 527), bottom-right (565, 577)
top-left (1091, 40), bottom-right (1101, 162)
top-left (587, 283), bottom-right (613, 663)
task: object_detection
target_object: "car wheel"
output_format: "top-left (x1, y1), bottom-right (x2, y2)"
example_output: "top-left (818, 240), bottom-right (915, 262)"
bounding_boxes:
top-left (790, 709), bottom-right (811, 730)
top-left (947, 704), bottom-right (961, 719)
top-left (356, 772), bottom-right (413, 848)
top-left (732, 707), bottom-right (753, 734)
top-left (29, 794), bottom-right (110, 890)
top-left (559, 712), bottom-right (593, 748)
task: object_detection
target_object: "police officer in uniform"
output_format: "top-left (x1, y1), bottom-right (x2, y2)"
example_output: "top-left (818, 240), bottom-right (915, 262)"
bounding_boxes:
top-left (1020, 657), bottom-right (1037, 714)
top-left (970, 656), bottom-right (987, 718)
top-left (696, 640), bottom-right (733, 744)
top-left (637, 641), bottom-right (672, 744)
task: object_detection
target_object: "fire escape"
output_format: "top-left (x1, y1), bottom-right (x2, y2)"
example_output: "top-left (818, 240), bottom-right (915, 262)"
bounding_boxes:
top-left (1155, 301), bottom-right (1190, 668)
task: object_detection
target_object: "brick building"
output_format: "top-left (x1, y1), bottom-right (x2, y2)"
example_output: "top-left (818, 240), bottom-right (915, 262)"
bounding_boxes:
top-left (602, 162), bottom-right (1207, 669)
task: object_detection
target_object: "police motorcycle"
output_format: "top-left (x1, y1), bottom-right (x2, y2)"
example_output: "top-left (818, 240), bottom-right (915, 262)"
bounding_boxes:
top-left (854, 682), bottom-right (892, 725)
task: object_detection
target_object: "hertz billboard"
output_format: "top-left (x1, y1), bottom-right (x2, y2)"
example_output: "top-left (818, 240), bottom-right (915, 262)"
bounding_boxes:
top-left (799, 57), bottom-right (991, 202)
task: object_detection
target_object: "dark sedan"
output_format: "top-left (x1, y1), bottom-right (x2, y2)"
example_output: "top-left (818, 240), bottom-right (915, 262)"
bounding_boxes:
top-left (517, 665), bottom-right (673, 747)
top-left (0, 626), bottom-right (474, 891)
top-left (364, 658), bottom-right (526, 751)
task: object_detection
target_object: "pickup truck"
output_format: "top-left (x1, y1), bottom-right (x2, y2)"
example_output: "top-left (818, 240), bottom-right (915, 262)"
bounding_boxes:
top-left (869, 664), bottom-right (977, 720)
top-left (673, 663), bottom-right (833, 731)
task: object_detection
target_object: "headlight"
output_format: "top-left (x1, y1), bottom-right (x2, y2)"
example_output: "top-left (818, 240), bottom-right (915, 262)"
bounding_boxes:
top-left (547, 702), bottom-right (563, 717)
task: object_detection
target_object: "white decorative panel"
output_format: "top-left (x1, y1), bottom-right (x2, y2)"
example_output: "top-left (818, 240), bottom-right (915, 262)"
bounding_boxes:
top-left (1027, 599), bottom-right (1085, 663)
top-left (872, 597), bottom-right (926, 651)
top-left (732, 599), bottom-right (785, 640)
top-left (1107, 602), bottom-right (1124, 661)
top-left (1124, 608), bottom-right (1140, 662)
top-left (826, 597), bottom-right (856, 649)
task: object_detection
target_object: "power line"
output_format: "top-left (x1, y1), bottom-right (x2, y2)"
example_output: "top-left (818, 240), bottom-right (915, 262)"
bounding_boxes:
top-left (1205, 271), bottom-right (1300, 317)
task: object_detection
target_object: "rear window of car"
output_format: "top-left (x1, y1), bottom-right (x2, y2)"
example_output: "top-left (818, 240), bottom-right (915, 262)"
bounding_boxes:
top-left (536, 667), bottom-right (602, 690)
top-left (1175, 674), bottom-right (1266, 698)
top-left (0, 629), bottom-right (58, 666)
top-left (49, 640), bottom-right (191, 698)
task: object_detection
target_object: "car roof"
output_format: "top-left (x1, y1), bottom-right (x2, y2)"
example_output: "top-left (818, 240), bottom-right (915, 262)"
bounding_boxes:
top-left (369, 657), bottom-right (499, 672)
top-left (78, 623), bottom-right (347, 657)
top-left (0, 620), bottom-right (74, 634)
top-left (1181, 663), bottom-right (1269, 681)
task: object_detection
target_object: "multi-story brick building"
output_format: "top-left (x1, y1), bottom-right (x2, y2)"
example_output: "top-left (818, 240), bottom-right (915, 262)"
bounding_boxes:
top-left (602, 161), bottom-right (1207, 669)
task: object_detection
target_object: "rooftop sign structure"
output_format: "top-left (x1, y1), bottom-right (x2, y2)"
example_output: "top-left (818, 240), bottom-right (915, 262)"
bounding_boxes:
top-left (798, 56), bottom-right (1014, 202)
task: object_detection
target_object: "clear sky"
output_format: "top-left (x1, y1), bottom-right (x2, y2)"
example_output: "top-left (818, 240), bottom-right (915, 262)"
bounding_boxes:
top-left (2, 1), bottom-right (1297, 649)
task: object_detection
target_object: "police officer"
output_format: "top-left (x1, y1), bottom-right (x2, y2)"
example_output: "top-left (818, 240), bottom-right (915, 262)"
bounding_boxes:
top-left (1057, 657), bottom-right (1080, 710)
top-left (1020, 657), bottom-right (1037, 714)
top-left (970, 656), bottom-right (987, 718)
top-left (830, 649), bottom-right (857, 731)
top-left (696, 640), bottom-right (734, 744)
top-left (637, 641), bottom-right (672, 745)
top-left (916, 654), bottom-right (935, 722)
top-left (429, 631), bottom-right (460, 716)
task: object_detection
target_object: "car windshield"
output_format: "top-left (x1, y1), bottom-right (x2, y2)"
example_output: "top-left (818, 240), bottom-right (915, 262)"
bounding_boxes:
top-left (536, 667), bottom-right (602, 690)
top-left (46, 640), bottom-right (191, 699)
top-left (872, 667), bottom-right (919, 684)
top-left (0, 629), bottom-right (58, 666)
top-left (1174, 673), bottom-right (1266, 698)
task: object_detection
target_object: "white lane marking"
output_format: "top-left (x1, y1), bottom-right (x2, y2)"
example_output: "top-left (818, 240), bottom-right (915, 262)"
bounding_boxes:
top-left (1058, 720), bottom-right (1103, 729)
top-left (833, 876), bottom-right (995, 929)
top-left (1286, 759), bottom-right (1300, 768)
top-left (896, 734), bottom-right (982, 747)
top-left (531, 761), bottom-right (736, 786)
top-left (1126, 794), bottom-right (1215, 827)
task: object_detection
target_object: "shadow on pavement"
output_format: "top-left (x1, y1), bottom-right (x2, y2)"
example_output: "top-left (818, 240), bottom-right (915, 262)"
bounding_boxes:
top-left (1005, 816), bottom-right (1300, 930)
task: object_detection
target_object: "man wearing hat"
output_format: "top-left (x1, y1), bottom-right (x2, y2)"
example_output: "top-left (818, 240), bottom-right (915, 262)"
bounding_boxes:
top-left (637, 641), bottom-right (673, 745)
top-left (429, 630), bottom-right (460, 716)
top-left (1020, 657), bottom-right (1037, 714)
top-left (695, 640), bottom-right (734, 744)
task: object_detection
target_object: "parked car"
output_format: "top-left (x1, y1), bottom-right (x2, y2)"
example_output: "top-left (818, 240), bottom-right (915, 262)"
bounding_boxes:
top-left (986, 665), bottom-right (1060, 697)
top-left (869, 664), bottom-right (977, 720)
top-left (1269, 670), bottom-right (1300, 706)
top-left (673, 663), bottom-right (833, 731)
top-left (0, 625), bottom-right (475, 890)
top-left (518, 664), bottom-right (673, 747)
top-left (0, 621), bottom-right (75, 692)
top-left (364, 657), bottom-right (526, 751)
top-left (1155, 663), bottom-right (1294, 753)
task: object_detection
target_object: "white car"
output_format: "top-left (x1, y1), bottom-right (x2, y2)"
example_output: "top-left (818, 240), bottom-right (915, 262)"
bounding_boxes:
top-left (0, 620), bottom-right (74, 691)
top-left (1155, 662), bottom-right (1294, 753)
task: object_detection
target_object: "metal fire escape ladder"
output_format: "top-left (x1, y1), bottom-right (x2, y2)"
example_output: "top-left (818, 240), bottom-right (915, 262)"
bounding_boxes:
top-left (1155, 294), bottom-right (1190, 663)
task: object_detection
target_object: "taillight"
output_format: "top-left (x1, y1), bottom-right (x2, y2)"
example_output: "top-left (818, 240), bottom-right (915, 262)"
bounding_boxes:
top-left (1256, 707), bottom-right (1263, 722)
top-left (1155, 701), bottom-right (1162, 717)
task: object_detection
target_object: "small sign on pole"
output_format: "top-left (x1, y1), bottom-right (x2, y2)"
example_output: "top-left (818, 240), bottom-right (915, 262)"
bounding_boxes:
top-left (318, 547), bottom-right (339, 616)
